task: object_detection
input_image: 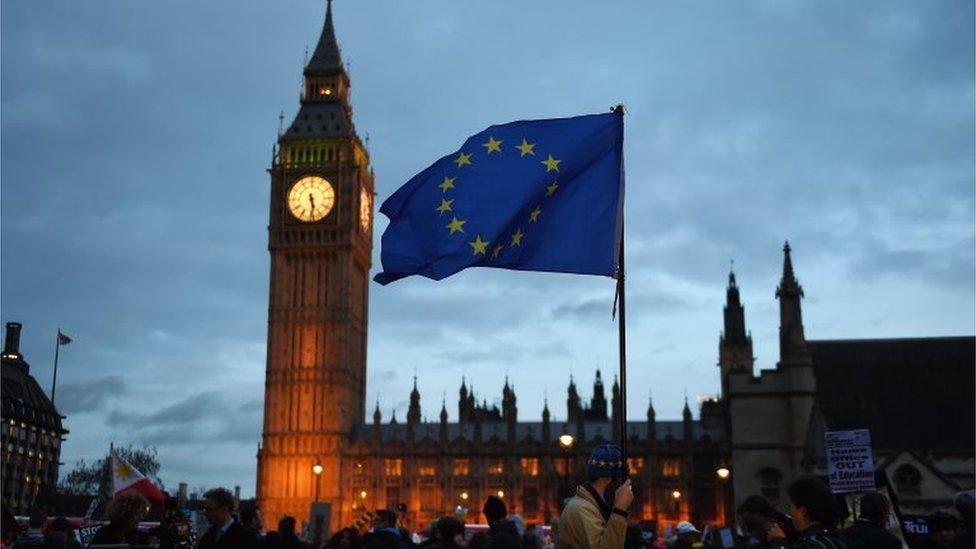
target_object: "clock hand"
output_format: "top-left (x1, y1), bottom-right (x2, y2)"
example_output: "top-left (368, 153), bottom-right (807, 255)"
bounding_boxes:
top-left (308, 193), bottom-right (316, 212)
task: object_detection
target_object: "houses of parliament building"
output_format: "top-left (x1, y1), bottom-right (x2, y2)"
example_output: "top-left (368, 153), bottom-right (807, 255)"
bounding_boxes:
top-left (256, 0), bottom-right (974, 532)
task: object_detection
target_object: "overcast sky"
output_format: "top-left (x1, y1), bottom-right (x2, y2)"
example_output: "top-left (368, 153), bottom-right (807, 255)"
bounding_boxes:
top-left (2, 1), bottom-right (973, 497)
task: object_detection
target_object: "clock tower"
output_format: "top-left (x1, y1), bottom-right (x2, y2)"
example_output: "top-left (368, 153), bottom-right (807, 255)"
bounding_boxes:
top-left (257, 0), bottom-right (373, 525)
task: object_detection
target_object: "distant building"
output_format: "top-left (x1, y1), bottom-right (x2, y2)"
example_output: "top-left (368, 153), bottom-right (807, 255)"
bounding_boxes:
top-left (343, 375), bottom-right (728, 530)
top-left (1, 322), bottom-right (68, 513)
top-left (723, 243), bottom-right (975, 514)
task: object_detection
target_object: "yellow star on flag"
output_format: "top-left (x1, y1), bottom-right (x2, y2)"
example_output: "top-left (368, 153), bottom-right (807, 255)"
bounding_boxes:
top-left (516, 138), bottom-right (536, 157)
top-left (436, 199), bottom-right (453, 214)
top-left (115, 462), bottom-right (133, 481)
top-left (546, 182), bottom-right (559, 196)
top-left (482, 136), bottom-right (503, 154)
top-left (529, 206), bottom-right (542, 223)
top-left (438, 176), bottom-right (456, 193)
top-left (446, 216), bottom-right (466, 234)
top-left (511, 228), bottom-right (524, 246)
top-left (454, 152), bottom-right (472, 168)
top-left (541, 154), bottom-right (561, 172)
top-left (491, 244), bottom-right (503, 258)
top-left (469, 235), bottom-right (489, 255)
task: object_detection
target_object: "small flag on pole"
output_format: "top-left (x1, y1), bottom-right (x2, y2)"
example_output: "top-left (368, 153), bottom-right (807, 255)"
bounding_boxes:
top-left (58, 331), bottom-right (72, 345)
top-left (374, 111), bottom-right (624, 285)
top-left (112, 450), bottom-right (165, 504)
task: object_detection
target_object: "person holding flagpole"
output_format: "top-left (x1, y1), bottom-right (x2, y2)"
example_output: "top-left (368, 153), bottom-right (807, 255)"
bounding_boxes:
top-left (555, 444), bottom-right (632, 549)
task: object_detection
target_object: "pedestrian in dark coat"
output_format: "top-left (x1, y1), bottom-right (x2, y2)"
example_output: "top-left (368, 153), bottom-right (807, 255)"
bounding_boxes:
top-left (482, 496), bottom-right (522, 549)
top-left (841, 493), bottom-right (900, 549)
top-left (265, 516), bottom-right (306, 549)
top-left (767, 477), bottom-right (844, 549)
top-left (194, 487), bottom-right (259, 549)
top-left (364, 509), bottom-right (413, 549)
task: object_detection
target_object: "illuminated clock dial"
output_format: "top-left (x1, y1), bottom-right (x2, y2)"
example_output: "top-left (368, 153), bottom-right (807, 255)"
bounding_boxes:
top-left (288, 176), bottom-right (335, 222)
top-left (359, 187), bottom-right (371, 231)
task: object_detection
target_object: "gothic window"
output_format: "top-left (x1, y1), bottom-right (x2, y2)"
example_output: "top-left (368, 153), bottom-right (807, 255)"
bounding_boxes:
top-left (893, 464), bottom-right (921, 497)
top-left (758, 467), bottom-right (782, 500)
top-left (662, 459), bottom-right (681, 477)
top-left (628, 457), bottom-right (643, 474)
top-left (488, 460), bottom-right (504, 475)
top-left (418, 460), bottom-right (436, 477)
top-left (452, 459), bottom-right (469, 476)
top-left (520, 458), bottom-right (539, 476)
top-left (384, 458), bottom-right (402, 477)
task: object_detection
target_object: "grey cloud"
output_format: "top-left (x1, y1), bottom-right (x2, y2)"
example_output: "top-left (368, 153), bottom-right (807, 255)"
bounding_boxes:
top-left (56, 376), bottom-right (126, 414)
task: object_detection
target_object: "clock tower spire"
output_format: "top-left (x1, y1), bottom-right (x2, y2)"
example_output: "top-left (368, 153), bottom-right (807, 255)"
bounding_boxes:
top-left (257, 0), bottom-right (374, 526)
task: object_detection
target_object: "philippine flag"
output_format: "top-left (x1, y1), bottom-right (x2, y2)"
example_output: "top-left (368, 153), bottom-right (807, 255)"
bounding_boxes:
top-left (112, 451), bottom-right (166, 504)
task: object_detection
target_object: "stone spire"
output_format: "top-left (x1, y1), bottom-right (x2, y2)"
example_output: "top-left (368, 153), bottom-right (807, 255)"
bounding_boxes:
top-left (720, 262), bottom-right (755, 395)
top-left (776, 241), bottom-right (809, 365)
top-left (567, 375), bottom-right (581, 423)
top-left (646, 394), bottom-right (656, 441)
top-left (723, 265), bottom-right (749, 345)
top-left (407, 376), bottom-right (421, 424)
top-left (305, 0), bottom-right (343, 76)
top-left (459, 377), bottom-right (470, 423)
top-left (591, 369), bottom-right (608, 420)
top-left (541, 397), bottom-right (551, 442)
top-left (407, 377), bottom-right (421, 441)
top-left (372, 400), bottom-right (381, 443)
top-left (682, 396), bottom-right (693, 442)
top-left (439, 398), bottom-right (449, 444)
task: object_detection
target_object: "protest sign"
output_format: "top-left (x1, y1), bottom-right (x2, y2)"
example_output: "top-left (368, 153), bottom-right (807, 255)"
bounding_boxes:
top-left (826, 429), bottom-right (876, 493)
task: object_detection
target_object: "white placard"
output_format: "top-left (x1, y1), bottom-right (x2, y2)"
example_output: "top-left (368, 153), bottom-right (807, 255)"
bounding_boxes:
top-left (825, 429), bottom-right (876, 494)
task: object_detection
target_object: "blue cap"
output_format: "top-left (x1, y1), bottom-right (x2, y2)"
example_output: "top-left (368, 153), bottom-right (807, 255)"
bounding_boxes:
top-left (587, 444), bottom-right (624, 480)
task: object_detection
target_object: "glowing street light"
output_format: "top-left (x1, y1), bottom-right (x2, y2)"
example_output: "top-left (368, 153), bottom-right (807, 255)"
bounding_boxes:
top-left (312, 462), bottom-right (323, 502)
top-left (460, 491), bottom-right (470, 501)
top-left (716, 467), bottom-right (730, 480)
top-left (671, 490), bottom-right (681, 500)
top-left (360, 490), bottom-right (368, 499)
top-left (497, 490), bottom-right (505, 498)
top-left (558, 434), bottom-right (576, 449)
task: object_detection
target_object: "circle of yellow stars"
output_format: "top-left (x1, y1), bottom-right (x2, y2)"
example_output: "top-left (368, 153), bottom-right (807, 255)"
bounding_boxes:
top-left (436, 134), bottom-right (563, 261)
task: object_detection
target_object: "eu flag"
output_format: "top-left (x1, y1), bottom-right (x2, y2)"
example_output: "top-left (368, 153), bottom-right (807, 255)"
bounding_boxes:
top-left (374, 111), bottom-right (623, 285)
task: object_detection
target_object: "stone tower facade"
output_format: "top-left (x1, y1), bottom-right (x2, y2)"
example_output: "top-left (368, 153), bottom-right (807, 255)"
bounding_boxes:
top-left (256, 0), bottom-right (374, 524)
top-left (726, 242), bottom-right (817, 508)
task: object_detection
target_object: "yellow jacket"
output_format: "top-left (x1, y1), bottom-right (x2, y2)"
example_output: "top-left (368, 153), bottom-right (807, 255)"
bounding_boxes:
top-left (555, 485), bottom-right (627, 549)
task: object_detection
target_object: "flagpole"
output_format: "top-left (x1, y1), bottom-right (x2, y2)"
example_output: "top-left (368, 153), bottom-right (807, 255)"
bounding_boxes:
top-left (613, 104), bottom-right (628, 472)
top-left (51, 329), bottom-right (61, 406)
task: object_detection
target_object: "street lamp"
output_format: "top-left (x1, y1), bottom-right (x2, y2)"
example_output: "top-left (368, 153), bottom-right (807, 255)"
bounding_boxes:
top-left (312, 462), bottom-right (323, 502)
top-left (558, 430), bottom-right (576, 504)
top-left (671, 490), bottom-right (681, 500)
top-left (558, 434), bottom-right (575, 449)
top-left (497, 490), bottom-right (505, 498)
top-left (460, 491), bottom-right (469, 501)
top-left (716, 467), bottom-right (730, 480)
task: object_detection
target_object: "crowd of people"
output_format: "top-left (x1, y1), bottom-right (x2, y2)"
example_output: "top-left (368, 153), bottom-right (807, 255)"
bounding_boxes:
top-left (2, 444), bottom-right (973, 549)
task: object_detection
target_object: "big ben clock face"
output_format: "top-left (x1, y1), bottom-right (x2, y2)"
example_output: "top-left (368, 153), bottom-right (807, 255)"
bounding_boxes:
top-left (288, 176), bottom-right (335, 222)
top-left (359, 187), bottom-right (371, 232)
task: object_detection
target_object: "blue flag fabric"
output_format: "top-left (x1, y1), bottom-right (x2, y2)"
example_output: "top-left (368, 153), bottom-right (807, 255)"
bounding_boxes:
top-left (374, 112), bottom-right (624, 285)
